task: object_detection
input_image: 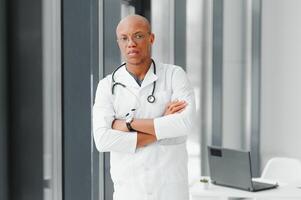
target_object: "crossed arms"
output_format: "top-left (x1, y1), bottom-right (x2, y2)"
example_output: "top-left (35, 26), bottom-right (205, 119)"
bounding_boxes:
top-left (112, 100), bottom-right (187, 148)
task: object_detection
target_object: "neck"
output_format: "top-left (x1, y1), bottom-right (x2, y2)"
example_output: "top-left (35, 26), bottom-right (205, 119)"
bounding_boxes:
top-left (126, 58), bottom-right (152, 80)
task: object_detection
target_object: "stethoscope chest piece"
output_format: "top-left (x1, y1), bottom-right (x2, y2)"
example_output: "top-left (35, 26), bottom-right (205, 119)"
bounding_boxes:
top-left (147, 95), bottom-right (155, 103)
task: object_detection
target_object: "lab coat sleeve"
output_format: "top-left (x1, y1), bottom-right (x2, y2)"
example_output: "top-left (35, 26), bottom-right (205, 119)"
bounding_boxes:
top-left (93, 78), bottom-right (137, 153)
top-left (154, 67), bottom-right (196, 140)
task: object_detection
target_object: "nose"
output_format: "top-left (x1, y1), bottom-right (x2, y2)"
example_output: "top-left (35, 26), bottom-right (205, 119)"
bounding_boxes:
top-left (127, 37), bottom-right (137, 47)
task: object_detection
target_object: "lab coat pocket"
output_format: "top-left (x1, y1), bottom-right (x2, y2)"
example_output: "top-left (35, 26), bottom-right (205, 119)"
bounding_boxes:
top-left (159, 182), bottom-right (189, 200)
top-left (161, 143), bottom-right (188, 183)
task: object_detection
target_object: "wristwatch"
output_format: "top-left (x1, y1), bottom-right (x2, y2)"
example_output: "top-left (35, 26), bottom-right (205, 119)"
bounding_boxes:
top-left (125, 109), bottom-right (136, 131)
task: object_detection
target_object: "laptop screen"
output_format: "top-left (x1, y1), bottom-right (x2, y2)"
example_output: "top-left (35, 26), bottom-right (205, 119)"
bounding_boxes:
top-left (208, 146), bottom-right (254, 190)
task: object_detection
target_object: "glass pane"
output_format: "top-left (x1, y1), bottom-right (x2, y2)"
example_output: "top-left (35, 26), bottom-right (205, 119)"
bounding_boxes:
top-left (222, 0), bottom-right (250, 150)
top-left (186, 0), bottom-right (202, 185)
top-left (42, 0), bottom-right (62, 199)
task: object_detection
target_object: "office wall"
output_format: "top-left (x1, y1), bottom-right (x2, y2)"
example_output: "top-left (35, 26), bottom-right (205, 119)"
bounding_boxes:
top-left (261, 0), bottom-right (301, 170)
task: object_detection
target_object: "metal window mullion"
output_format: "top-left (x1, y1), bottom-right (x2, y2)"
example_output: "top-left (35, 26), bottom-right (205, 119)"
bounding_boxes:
top-left (241, 0), bottom-right (253, 150)
top-left (250, 0), bottom-right (262, 177)
top-left (96, 0), bottom-right (105, 200)
top-left (169, 0), bottom-right (175, 64)
top-left (90, 0), bottom-right (100, 200)
top-left (201, 0), bottom-right (213, 176)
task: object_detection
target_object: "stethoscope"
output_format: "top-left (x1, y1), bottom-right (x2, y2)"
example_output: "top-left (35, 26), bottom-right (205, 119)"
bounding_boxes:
top-left (111, 59), bottom-right (156, 103)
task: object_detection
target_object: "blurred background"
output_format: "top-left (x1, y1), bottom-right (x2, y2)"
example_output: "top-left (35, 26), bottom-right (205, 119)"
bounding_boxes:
top-left (1, 0), bottom-right (301, 200)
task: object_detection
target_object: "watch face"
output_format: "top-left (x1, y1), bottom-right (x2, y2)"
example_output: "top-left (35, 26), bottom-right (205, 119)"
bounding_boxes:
top-left (125, 116), bottom-right (132, 123)
top-left (125, 109), bottom-right (135, 123)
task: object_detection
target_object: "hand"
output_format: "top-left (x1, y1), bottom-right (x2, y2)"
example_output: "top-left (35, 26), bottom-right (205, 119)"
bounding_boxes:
top-left (164, 100), bottom-right (187, 116)
top-left (137, 132), bottom-right (157, 148)
top-left (112, 119), bottom-right (129, 132)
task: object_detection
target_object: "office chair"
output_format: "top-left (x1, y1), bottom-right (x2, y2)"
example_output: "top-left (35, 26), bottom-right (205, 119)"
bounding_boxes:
top-left (261, 157), bottom-right (301, 184)
top-left (247, 157), bottom-right (301, 200)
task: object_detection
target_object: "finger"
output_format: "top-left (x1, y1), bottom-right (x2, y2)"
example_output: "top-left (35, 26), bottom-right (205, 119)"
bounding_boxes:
top-left (167, 100), bottom-right (179, 108)
top-left (166, 100), bottom-right (177, 108)
top-left (169, 102), bottom-right (187, 113)
top-left (168, 100), bottom-right (186, 109)
top-left (170, 101), bottom-right (187, 110)
top-left (177, 107), bottom-right (186, 113)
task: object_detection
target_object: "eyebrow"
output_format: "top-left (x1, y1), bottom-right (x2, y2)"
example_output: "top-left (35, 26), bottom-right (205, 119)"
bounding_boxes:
top-left (119, 31), bottom-right (147, 36)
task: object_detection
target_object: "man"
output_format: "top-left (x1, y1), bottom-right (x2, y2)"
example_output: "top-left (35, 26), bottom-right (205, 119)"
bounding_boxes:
top-left (93, 14), bottom-right (196, 200)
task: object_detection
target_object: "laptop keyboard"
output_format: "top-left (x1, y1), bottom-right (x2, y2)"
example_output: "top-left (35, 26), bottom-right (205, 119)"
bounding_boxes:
top-left (252, 181), bottom-right (275, 190)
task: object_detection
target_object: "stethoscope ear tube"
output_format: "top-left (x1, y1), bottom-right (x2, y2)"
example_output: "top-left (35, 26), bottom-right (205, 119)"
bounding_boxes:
top-left (111, 63), bottom-right (126, 95)
top-left (111, 82), bottom-right (126, 94)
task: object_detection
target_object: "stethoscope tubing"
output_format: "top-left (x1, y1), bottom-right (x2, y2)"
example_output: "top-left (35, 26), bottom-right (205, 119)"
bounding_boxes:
top-left (111, 59), bottom-right (156, 103)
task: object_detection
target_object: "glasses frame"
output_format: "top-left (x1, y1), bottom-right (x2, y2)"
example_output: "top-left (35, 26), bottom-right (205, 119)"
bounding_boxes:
top-left (117, 32), bottom-right (151, 45)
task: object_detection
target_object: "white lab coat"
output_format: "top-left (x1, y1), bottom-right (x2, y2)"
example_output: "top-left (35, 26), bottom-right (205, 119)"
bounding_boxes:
top-left (93, 61), bottom-right (196, 200)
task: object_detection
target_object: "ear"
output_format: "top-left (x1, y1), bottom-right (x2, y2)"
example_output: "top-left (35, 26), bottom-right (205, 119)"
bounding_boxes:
top-left (149, 33), bottom-right (155, 44)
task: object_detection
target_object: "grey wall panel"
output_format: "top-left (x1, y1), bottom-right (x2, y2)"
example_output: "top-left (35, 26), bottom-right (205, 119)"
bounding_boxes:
top-left (0, 0), bottom-right (8, 199)
top-left (174, 0), bottom-right (186, 69)
top-left (104, 0), bottom-right (121, 75)
top-left (62, 0), bottom-right (98, 199)
top-left (103, 1), bottom-right (121, 200)
top-left (7, 0), bottom-right (44, 199)
top-left (212, 0), bottom-right (223, 146)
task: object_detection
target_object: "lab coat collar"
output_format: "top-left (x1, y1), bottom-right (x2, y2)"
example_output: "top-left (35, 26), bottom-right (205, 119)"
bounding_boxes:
top-left (114, 61), bottom-right (158, 89)
top-left (140, 61), bottom-right (158, 89)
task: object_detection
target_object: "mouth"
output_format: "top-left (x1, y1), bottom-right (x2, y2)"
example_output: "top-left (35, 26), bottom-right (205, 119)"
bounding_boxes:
top-left (127, 50), bottom-right (139, 56)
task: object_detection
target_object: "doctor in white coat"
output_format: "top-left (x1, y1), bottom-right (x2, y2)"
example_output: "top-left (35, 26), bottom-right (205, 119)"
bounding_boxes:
top-left (93, 14), bottom-right (196, 200)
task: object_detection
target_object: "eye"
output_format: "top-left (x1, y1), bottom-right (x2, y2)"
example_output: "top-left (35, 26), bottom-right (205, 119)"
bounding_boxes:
top-left (134, 34), bottom-right (144, 40)
top-left (119, 36), bottom-right (128, 42)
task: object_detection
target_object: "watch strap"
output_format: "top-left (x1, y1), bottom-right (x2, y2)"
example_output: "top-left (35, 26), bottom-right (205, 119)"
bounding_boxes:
top-left (126, 121), bottom-right (135, 132)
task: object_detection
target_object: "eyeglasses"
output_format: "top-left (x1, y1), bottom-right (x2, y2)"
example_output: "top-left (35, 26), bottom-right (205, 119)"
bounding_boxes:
top-left (117, 32), bottom-right (150, 45)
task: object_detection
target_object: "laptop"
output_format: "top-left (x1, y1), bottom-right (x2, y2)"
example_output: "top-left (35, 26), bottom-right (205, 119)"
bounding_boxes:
top-left (208, 146), bottom-right (278, 192)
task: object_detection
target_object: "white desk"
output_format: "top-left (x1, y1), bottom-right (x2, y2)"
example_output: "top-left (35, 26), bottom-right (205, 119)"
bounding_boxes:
top-left (190, 179), bottom-right (301, 200)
